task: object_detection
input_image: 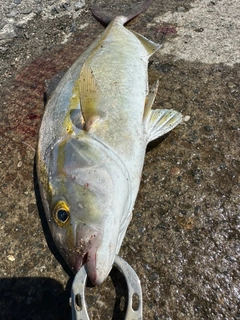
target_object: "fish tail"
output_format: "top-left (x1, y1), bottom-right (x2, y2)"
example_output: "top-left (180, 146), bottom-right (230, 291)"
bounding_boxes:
top-left (91, 0), bottom-right (153, 26)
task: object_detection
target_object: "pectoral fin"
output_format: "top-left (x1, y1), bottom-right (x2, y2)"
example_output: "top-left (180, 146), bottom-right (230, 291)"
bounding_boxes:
top-left (143, 81), bottom-right (182, 142)
top-left (79, 62), bottom-right (103, 131)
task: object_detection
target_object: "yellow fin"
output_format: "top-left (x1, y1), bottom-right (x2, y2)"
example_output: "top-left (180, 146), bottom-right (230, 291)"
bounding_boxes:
top-left (79, 62), bottom-right (102, 131)
top-left (131, 30), bottom-right (161, 56)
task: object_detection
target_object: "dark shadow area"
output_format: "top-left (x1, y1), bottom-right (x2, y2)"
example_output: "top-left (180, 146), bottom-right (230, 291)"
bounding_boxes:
top-left (44, 70), bottom-right (66, 104)
top-left (110, 265), bottom-right (128, 319)
top-left (0, 277), bottom-right (71, 320)
top-left (146, 133), bottom-right (169, 152)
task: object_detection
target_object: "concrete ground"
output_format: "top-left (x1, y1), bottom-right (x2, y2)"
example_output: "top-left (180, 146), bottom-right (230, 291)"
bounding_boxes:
top-left (0, 0), bottom-right (239, 319)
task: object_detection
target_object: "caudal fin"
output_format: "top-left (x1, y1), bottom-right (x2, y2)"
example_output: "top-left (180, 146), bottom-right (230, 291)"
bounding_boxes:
top-left (91, 0), bottom-right (153, 26)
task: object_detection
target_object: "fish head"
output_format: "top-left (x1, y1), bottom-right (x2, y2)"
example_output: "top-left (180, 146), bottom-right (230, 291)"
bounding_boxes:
top-left (38, 133), bottom-right (131, 285)
top-left (47, 181), bottom-right (113, 286)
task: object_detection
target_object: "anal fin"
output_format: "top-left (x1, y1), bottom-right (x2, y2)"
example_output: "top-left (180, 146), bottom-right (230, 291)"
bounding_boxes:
top-left (144, 80), bottom-right (159, 118)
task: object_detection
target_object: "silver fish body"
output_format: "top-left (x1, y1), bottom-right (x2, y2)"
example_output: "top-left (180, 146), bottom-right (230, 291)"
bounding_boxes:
top-left (37, 16), bottom-right (182, 285)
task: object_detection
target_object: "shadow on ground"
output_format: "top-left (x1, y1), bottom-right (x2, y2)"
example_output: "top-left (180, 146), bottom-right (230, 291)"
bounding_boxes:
top-left (0, 277), bottom-right (71, 320)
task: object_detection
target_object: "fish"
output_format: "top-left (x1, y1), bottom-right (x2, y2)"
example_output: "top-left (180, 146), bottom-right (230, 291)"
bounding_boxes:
top-left (37, 2), bottom-right (182, 286)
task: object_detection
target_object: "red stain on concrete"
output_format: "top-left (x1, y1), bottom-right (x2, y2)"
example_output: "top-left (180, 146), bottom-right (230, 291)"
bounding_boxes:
top-left (1, 32), bottom-right (92, 147)
top-left (156, 24), bottom-right (177, 35)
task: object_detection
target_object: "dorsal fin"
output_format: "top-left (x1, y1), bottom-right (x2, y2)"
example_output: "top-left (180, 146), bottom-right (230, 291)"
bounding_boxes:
top-left (131, 30), bottom-right (161, 56)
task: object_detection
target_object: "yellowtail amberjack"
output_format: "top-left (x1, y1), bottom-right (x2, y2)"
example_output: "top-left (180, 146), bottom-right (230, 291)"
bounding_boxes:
top-left (37, 1), bottom-right (182, 285)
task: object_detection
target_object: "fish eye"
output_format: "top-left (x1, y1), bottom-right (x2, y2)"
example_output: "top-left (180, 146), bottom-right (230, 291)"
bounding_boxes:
top-left (52, 201), bottom-right (70, 227)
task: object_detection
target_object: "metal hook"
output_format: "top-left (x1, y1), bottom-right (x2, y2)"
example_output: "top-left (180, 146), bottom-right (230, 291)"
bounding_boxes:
top-left (71, 255), bottom-right (142, 320)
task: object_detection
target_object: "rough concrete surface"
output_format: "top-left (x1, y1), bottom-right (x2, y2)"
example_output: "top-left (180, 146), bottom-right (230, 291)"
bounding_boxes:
top-left (0, 0), bottom-right (239, 319)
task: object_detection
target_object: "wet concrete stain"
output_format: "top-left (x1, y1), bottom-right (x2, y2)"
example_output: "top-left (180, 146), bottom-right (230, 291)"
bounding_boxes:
top-left (0, 1), bottom-right (240, 319)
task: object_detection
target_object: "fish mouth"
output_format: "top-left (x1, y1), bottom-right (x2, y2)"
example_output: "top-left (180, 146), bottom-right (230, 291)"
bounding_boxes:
top-left (67, 222), bottom-right (115, 286)
top-left (72, 241), bottom-right (112, 286)
top-left (68, 222), bottom-right (100, 272)
top-left (84, 246), bottom-right (114, 286)
top-left (65, 222), bottom-right (106, 285)
top-left (72, 251), bottom-right (89, 273)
